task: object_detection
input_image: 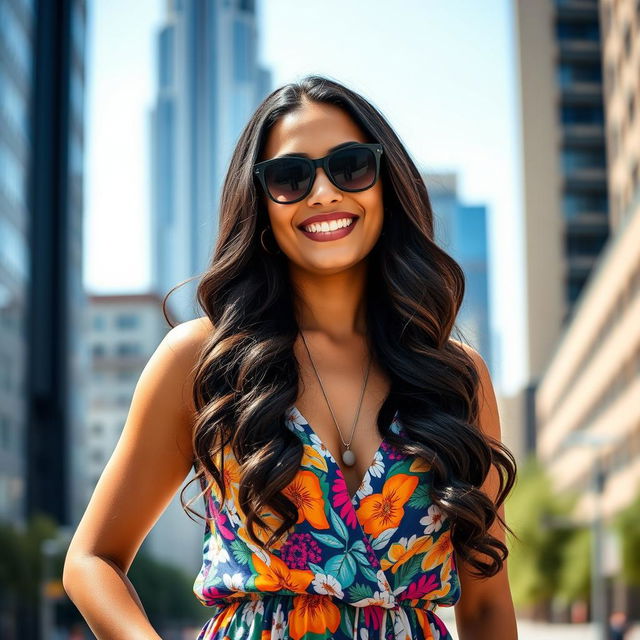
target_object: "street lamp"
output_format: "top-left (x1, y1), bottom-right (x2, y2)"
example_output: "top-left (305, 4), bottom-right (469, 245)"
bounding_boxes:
top-left (564, 431), bottom-right (620, 640)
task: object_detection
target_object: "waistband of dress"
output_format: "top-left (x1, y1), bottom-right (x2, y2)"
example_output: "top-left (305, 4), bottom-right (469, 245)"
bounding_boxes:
top-left (205, 593), bottom-right (439, 612)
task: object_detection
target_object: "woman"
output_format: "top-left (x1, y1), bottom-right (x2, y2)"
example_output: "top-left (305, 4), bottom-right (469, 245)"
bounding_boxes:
top-left (63, 75), bottom-right (518, 639)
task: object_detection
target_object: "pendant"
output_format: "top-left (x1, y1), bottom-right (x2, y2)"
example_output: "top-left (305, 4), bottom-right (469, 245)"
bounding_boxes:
top-left (342, 448), bottom-right (356, 466)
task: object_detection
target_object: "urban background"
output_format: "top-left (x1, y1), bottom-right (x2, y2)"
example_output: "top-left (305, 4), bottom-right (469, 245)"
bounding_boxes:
top-left (0, 0), bottom-right (639, 638)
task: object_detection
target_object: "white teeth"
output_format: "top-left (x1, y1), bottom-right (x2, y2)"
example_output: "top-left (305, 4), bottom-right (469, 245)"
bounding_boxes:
top-left (303, 217), bottom-right (355, 233)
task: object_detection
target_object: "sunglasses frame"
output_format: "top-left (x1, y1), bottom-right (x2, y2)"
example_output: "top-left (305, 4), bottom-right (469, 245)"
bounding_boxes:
top-left (253, 142), bottom-right (384, 204)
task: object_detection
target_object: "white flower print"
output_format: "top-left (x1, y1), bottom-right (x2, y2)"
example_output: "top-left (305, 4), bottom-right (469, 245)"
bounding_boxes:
top-left (352, 590), bottom-right (395, 608)
top-left (376, 569), bottom-right (392, 594)
top-left (355, 473), bottom-right (373, 500)
top-left (367, 451), bottom-right (385, 478)
top-left (392, 606), bottom-right (413, 640)
top-left (429, 622), bottom-right (441, 640)
top-left (240, 598), bottom-right (264, 628)
top-left (287, 408), bottom-right (308, 432)
top-left (311, 573), bottom-right (344, 599)
top-left (420, 504), bottom-right (444, 534)
top-left (397, 534), bottom-right (419, 550)
top-left (271, 603), bottom-right (287, 640)
top-left (309, 433), bottom-right (334, 460)
top-left (210, 534), bottom-right (230, 565)
top-left (224, 496), bottom-right (241, 527)
top-left (222, 572), bottom-right (244, 590)
top-left (359, 628), bottom-right (369, 640)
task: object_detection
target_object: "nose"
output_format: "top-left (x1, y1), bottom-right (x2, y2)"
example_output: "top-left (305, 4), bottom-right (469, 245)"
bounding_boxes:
top-left (306, 167), bottom-right (343, 205)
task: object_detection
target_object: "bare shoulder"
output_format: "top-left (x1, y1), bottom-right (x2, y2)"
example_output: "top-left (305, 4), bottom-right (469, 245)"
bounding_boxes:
top-left (63, 315), bottom-right (215, 577)
top-left (448, 338), bottom-right (488, 372)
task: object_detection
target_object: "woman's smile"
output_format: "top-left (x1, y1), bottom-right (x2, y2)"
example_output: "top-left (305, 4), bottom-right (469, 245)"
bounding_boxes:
top-left (298, 214), bottom-right (360, 242)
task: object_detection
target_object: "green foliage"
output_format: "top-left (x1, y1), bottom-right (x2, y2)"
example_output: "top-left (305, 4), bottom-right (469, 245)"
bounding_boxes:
top-left (0, 512), bottom-right (60, 603)
top-left (613, 490), bottom-right (640, 585)
top-left (505, 455), bottom-right (578, 606)
top-left (556, 526), bottom-right (591, 603)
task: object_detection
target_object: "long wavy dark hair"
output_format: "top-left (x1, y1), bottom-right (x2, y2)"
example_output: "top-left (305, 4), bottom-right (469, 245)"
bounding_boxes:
top-left (165, 74), bottom-right (518, 579)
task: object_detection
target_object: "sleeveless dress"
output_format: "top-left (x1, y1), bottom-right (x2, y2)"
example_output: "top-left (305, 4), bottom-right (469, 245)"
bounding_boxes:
top-left (193, 405), bottom-right (461, 640)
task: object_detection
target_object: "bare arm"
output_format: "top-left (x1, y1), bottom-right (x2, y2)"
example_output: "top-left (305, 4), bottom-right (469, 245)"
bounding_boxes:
top-left (452, 344), bottom-right (518, 639)
top-left (62, 317), bottom-right (211, 639)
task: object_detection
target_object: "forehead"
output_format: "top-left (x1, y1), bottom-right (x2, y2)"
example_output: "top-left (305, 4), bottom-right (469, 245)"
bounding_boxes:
top-left (261, 101), bottom-right (368, 161)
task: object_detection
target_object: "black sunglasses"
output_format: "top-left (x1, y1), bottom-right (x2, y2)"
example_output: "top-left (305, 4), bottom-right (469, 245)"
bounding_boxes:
top-left (253, 142), bottom-right (384, 204)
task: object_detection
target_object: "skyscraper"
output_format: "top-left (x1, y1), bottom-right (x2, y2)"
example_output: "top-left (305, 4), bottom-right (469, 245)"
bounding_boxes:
top-left (150, 0), bottom-right (273, 322)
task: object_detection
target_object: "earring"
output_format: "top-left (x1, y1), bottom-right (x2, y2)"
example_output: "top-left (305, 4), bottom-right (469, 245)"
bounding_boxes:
top-left (260, 227), bottom-right (282, 255)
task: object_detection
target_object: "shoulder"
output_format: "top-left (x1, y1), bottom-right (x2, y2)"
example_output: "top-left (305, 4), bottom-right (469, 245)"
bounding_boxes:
top-left (152, 316), bottom-right (215, 413)
top-left (448, 338), bottom-right (489, 376)
top-left (448, 338), bottom-right (498, 439)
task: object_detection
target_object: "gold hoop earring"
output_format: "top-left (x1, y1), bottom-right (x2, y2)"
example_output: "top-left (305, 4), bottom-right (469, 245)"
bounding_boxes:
top-left (260, 227), bottom-right (282, 255)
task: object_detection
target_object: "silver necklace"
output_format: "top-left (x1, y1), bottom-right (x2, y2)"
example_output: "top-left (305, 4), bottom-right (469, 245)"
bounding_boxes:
top-left (299, 330), bottom-right (372, 467)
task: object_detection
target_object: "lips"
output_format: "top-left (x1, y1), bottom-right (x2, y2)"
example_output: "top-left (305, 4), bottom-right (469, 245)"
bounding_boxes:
top-left (297, 211), bottom-right (359, 229)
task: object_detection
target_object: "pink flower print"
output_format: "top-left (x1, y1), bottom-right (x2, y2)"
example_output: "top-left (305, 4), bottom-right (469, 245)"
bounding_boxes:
top-left (280, 532), bottom-right (323, 570)
top-left (380, 439), bottom-right (406, 461)
top-left (362, 534), bottom-right (381, 569)
top-left (398, 572), bottom-right (439, 600)
top-left (210, 500), bottom-right (235, 540)
top-left (331, 471), bottom-right (360, 529)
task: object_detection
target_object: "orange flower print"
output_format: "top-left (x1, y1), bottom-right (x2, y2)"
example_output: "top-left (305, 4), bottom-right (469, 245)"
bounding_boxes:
top-left (283, 470), bottom-right (330, 529)
top-left (381, 534), bottom-right (433, 573)
top-left (203, 601), bottom-right (241, 638)
top-left (421, 528), bottom-right (453, 571)
top-left (252, 552), bottom-right (314, 593)
top-left (356, 474), bottom-right (419, 537)
top-left (287, 594), bottom-right (341, 640)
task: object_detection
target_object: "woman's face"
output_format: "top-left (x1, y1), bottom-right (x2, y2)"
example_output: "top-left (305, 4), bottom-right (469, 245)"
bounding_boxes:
top-left (258, 100), bottom-right (384, 275)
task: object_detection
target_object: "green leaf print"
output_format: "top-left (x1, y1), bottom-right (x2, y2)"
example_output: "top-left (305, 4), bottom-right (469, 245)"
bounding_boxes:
top-left (329, 507), bottom-right (349, 542)
top-left (325, 553), bottom-right (357, 588)
top-left (359, 563), bottom-right (379, 583)
top-left (394, 553), bottom-right (424, 587)
top-left (408, 482), bottom-right (432, 508)
top-left (347, 582), bottom-right (374, 601)
top-left (339, 603), bottom-right (355, 637)
top-left (310, 531), bottom-right (346, 549)
top-left (350, 539), bottom-right (367, 553)
top-left (371, 527), bottom-right (398, 550)
top-left (230, 539), bottom-right (251, 564)
top-left (350, 550), bottom-right (369, 566)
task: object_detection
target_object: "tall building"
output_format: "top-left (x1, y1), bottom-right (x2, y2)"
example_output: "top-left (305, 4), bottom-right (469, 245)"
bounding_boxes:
top-left (150, 0), bottom-right (273, 322)
top-left (513, 0), bottom-right (610, 457)
top-left (0, 0), bottom-right (88, 528)
top-left (536, 0), bottom-right (640, 613)
top-left (425, 173), bottom-right (493, 374)
top-left (0, 0), bottom-right (37, 524)
top-left (0, 1), bottom-right (88, 637)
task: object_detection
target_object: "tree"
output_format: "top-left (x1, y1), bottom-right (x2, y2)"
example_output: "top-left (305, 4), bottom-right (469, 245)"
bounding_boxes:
top-left (505, 455), bottom-right (578, 608)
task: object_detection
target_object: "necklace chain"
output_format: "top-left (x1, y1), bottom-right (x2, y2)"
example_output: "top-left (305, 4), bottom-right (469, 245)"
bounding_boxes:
top-left (299, 330), bottom-right (372, 454)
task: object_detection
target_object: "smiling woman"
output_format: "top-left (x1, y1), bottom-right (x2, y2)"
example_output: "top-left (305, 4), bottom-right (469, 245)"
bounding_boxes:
top-left (63, 74), bottom-right (518, 640)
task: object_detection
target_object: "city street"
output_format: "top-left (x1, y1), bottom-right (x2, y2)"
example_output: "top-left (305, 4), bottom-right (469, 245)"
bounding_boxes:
top-left (438, 608), bottom-right (640, 639)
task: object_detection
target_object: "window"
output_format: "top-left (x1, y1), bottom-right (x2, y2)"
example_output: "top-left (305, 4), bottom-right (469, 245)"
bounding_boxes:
top-left (556, 20), bottom-right (600, 41)
top-left (562, 147), bottom-right (607, 171)
top-left (562, 105), bottom-right (604, 125)
top-left (116, 342), bottom-right (140, 356)
top-left (115, 313), bottom-right (139, 329)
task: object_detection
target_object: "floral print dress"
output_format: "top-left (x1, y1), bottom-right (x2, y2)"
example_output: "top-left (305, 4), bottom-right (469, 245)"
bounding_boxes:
top-left (193, 406), bottom-right (461, 640)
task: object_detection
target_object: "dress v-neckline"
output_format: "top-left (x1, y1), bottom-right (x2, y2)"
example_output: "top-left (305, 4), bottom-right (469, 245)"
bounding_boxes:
top-left (288, 404), bottom-right (400, 508)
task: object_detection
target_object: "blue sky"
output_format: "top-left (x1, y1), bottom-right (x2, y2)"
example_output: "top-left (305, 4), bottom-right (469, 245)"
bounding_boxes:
top-left (83, 0), bottom-right (526, 391)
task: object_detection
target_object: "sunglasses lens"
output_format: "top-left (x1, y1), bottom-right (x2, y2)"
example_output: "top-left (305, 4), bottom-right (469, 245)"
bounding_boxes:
top-left (264, 159), bottom-right (312, 203)
top-left (328, 146), bottom-right (377, 191)
top-left (261, 145), bottom-right (379, 203)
